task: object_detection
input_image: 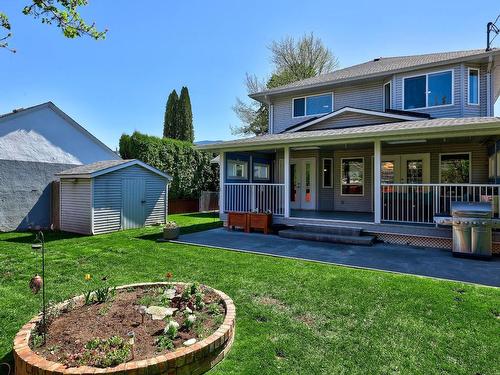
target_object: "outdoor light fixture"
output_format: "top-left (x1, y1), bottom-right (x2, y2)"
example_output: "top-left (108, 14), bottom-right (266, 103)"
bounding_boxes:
top-left (30, 231), bottom-right (47, 344)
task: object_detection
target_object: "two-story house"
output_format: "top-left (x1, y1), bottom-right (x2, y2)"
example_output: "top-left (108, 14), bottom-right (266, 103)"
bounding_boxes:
top-left (199, 48), bottom-right (500, 249)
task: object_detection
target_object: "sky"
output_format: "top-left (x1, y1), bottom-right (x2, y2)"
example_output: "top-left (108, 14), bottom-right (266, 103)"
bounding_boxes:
top-left (1, 0), bottom-right (499, 150)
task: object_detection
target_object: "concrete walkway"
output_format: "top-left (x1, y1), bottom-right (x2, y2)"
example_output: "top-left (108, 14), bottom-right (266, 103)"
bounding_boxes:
top-left (175, 228), bottom-right (500, 287)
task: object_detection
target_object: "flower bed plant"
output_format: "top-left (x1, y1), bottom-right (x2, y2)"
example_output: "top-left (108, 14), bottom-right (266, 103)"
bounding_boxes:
top-left (16, 280), bottom-right (235, 374)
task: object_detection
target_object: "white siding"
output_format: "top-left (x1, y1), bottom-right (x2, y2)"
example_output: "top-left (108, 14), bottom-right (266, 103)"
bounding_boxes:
top-left (60, 179), bottom-right (92, 234)
top-left (92, 165), bottom-right (167, 234)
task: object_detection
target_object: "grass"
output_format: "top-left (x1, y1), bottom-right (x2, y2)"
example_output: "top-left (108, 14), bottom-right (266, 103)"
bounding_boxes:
top-left (0, 212), bottom-right (499, 374)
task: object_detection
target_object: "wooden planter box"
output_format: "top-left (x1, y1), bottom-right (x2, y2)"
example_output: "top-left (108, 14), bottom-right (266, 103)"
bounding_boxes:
top-left (248, 213), bottom-right (272, 234)
top-left (227, 212), bottom-right (249, 232)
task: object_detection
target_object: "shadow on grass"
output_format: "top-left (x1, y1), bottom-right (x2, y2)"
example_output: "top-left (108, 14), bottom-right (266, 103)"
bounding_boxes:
top-left (135, 221), bottom-right (223, 242)
top-left (172, 212), bottom-right (220, 219)
top-left (1, 231), bottom-right (85, 244)
top-left (0, 350), bottom-right (13, 372)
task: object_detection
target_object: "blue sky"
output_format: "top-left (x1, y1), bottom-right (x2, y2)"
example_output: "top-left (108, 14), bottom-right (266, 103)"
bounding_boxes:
top-left (1, 0), bottom-right (499, 149)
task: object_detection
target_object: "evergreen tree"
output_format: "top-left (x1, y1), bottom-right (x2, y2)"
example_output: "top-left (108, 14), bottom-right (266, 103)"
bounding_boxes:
top-left (163, 89), bottom-right (178, 139)
top-left (178, 86), bottom-right (194, 143)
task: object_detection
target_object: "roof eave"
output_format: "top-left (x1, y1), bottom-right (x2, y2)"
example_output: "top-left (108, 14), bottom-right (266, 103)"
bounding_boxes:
top-left (250, 50), bottom-right (500, 102)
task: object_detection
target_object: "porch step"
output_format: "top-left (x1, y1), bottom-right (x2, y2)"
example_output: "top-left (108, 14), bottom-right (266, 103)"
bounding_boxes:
top-left (293, 224), bottom-right (363, 237)
top-left (278, 228), bottom-right (375, 246)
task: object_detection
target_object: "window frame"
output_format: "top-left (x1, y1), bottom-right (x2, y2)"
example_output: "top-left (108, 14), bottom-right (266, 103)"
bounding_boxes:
top-left (438, 152), bottom-right (472, 184)
top-left (292, 92), bottom-right (334, 118)
top-left (252, 161), bottom-right (271, 182)
top-left (402, 69), bottom-right (454, 110)
top-left (467, 67), bottom-right (480, 106)
top-left (226, 158), bottom-right (249, 182)
top-left (383, 81), bottom-right (392, 111)
top-left (322, 158), bottom-right (333, 188)
top-left (340, 157), bottom-right (365, 196)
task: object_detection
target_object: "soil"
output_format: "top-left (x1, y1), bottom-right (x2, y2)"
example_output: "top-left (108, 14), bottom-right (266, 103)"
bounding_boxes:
top-left (32, 284), bottom-right (225, 367)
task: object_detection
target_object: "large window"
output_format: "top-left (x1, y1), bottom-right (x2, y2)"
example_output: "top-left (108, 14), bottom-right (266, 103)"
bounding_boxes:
top-left (341, 158), bottom-right (364, 195)
top-left (322, 158), bottom-right (333, 188)
top-left (253, 162), bottom-right (270, 181)
top-left (439, 153), bottom-right (470, 183)
top-left (293, 93), bottom-right (333, 117)
top-left (227, 159), bottom-right (248, 180)
top-left (468, 68), bottom-right (479, 105)
top-left (404, 70), bottom-right (453, 109)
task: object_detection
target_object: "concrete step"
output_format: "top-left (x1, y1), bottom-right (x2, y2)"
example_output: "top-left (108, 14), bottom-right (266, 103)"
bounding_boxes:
top-left (278, 229), bottom-right (375, 246)
top-left (293, 224), bottom-right (363, 237)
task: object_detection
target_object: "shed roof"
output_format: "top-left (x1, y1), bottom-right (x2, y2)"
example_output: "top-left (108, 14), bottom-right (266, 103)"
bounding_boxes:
top-left (56, 159), bottom-right (172, 180)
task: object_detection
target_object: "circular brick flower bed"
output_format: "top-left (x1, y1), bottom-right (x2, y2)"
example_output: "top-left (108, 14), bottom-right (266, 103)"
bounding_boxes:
top-left (13, 282), bottom-right (235, 375)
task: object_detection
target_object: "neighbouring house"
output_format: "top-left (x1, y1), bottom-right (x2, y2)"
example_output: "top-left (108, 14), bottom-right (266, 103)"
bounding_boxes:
top-left (199, 48), bottom-right (500, 249)
top-left (56, 159), bottom-right (171, 235)
top-left (0, 102), bottom-right (120, 231)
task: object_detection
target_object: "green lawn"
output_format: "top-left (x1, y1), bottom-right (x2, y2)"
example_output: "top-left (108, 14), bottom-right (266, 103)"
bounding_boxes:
top-left (1, 213), bottom-right (499, 374)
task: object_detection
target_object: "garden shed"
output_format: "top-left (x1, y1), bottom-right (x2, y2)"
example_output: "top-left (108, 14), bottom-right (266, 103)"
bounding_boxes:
top-left (56, 159), bottom-right (171, 235)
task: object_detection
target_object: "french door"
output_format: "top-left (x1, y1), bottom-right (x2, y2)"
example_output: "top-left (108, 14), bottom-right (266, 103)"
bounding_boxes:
top-left (381, 154), bottom-right (430, 184)
top-left (290, 158), bottom-right (316, 210)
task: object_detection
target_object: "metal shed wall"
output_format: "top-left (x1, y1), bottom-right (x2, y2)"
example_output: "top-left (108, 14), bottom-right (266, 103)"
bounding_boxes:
top-left (60, 178), bottom-right (92, 234)
top-left (92, 164), bottom-right (167, 234)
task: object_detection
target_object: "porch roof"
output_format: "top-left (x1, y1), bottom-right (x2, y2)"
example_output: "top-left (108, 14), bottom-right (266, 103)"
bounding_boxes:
top-left (199, 117), bottom-right (500, 151)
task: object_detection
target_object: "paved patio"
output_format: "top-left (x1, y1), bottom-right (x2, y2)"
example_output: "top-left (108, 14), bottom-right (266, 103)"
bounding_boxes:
top-left (175, 228), bottom-right (500, 287)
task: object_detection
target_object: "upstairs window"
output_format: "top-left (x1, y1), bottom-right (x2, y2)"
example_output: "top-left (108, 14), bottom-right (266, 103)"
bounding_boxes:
top-left (293, 93), bottom-right (333, 117)
top-left (468, 68), bottom-right (479, 105)
top-left (404, 70), bottom-right (453, 109)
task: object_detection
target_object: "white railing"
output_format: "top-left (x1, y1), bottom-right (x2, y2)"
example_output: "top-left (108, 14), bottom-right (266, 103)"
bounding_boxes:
top-left (224, 183), bottom-right (285, 216)
top-left (382, 183), bottom-right (500, 223)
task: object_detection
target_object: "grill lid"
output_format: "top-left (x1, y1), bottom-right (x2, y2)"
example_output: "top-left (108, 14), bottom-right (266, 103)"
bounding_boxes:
top-left (451, 202), bottom-right (493, 218)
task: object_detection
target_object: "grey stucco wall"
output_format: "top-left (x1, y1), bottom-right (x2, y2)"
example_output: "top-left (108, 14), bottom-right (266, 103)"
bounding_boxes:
top-left (0, 159), bottom-right (76, 231)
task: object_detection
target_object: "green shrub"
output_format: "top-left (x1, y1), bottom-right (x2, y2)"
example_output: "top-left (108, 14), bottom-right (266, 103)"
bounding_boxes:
top-left (119, 132), bottom-right (218, 199)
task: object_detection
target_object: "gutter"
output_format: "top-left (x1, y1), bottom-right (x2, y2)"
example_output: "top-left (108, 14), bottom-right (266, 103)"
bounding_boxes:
top-left (250, 50), bottom-right (500, 102)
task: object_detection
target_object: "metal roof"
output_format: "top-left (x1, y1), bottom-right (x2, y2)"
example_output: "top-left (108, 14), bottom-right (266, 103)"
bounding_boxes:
top-left (198, 117), bottom-right (500, 150)
top-left (251, 49), bottom-right (499, 99)
top-left (56, 159), bottom-right (172, 180)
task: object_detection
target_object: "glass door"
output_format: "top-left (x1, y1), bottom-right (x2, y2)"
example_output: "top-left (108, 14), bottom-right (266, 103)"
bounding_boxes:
top-left (400, 154), bottom-right (430, 183)
top-left (289, 158), bottom-right (316, 210)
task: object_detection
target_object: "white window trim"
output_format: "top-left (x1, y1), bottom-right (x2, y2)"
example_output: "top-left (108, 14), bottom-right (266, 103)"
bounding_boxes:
top-left (253, 162), bottom-right (270, 181)
top-left (402, 69), bottom-right (454, 110)
top-left (383, 81), bottom-right (392, 111)
top-left (340, 157), bottom-right (364, 196)
top-left (322, 158), bottom-right (333, 188)
top-left (467, 67), bottom-right (480, 106)
top-left (292, 92), bottom-right (334, 119)
top-left (227, 159), bottom-right (249, 180)
top-left (438, 152), bottom-right (472, 183)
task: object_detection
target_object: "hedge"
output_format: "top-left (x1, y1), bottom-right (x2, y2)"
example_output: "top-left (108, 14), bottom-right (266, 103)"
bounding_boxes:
top-left (119, 132), bottom-right (218, 200)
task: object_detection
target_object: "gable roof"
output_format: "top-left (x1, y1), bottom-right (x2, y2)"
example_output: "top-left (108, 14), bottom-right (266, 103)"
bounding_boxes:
top-left (56, 159), bottom-right (172, 180)
top-left (284, 107), bottom-right (429, 133)
top-left (0, 102), bottom-right (119, 162)
top-left (198, 117), bottom-right (500, 151)
top-left (251, 49), bottom-right (500, 100)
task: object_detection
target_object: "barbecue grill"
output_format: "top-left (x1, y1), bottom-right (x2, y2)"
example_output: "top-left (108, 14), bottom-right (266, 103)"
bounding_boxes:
top-left (435, 202), bottom-right (495, 259)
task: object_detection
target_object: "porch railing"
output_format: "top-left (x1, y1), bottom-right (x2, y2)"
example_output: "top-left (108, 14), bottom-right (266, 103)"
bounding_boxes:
top-left (224, 183), bottom-right (285, 216)
top-left (381, 183), bottom-right (500, 223)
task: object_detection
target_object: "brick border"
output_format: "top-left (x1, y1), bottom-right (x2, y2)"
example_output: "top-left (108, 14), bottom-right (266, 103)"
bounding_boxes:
top-left (13, 282), bottom-right (235, 375)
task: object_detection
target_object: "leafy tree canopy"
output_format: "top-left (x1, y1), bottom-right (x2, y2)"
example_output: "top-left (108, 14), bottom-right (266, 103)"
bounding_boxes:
top-left (1, 0), bottom-right (107, 52)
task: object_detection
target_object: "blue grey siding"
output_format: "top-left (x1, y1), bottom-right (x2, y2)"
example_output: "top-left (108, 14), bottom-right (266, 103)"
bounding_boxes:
top-left (60, 178), bottom-right (92, 234)
top-left (93, 165), bottom-right (167, 234)
top-left (307, 112), bottom-right (400, 131)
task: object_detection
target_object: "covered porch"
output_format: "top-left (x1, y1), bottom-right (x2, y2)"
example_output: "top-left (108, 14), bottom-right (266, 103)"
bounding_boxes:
top-left (219, 132), bottom-right (500, 226)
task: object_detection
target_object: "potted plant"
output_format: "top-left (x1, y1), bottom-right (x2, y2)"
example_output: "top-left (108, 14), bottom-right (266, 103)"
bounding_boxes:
top-left (163, 221), bottom-right (180, 240)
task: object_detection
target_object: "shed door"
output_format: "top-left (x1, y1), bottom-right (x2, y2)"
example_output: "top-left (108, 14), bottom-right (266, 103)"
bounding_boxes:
top-left (122, 178), bottom-right (146, 229)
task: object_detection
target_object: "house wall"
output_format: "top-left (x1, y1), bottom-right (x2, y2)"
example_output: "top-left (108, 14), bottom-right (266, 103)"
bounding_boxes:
top-left (60, 178), bottom-right (92, 235)
top-left (307, 112), bottom-right (400, 131)
top-left (270, 63), bottom-right (489, 135)
top-left (0, 160), bottom-right (75, 231)
top-left (92, 165), bottom-right (167, 234)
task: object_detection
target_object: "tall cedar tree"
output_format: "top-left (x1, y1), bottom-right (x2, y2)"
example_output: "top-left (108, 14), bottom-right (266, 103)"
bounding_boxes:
top-left (178, 87), bottom-right (194, 143)
top-left (163, 90), bottom-right (179, 139)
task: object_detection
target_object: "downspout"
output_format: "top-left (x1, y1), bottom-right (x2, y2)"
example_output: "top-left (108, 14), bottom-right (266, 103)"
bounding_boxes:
top-left (486, 55), bottom-right (493, 116)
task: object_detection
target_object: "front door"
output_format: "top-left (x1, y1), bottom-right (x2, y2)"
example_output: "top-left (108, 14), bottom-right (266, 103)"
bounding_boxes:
top-left (290, 158), bottom-right (316, 210)
top-left (381, 154), bottom-right (430, 183)
top-left (122, 178), bottom-right (146, 229)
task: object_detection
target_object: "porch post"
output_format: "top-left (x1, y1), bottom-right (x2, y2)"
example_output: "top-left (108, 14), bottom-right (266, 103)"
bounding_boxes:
top-left (284, 146), bottom-right (290, 218)
top-left (374, 140), bottom-right (381, 224)
top-left (219, 152), bottom-right (225, 216)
